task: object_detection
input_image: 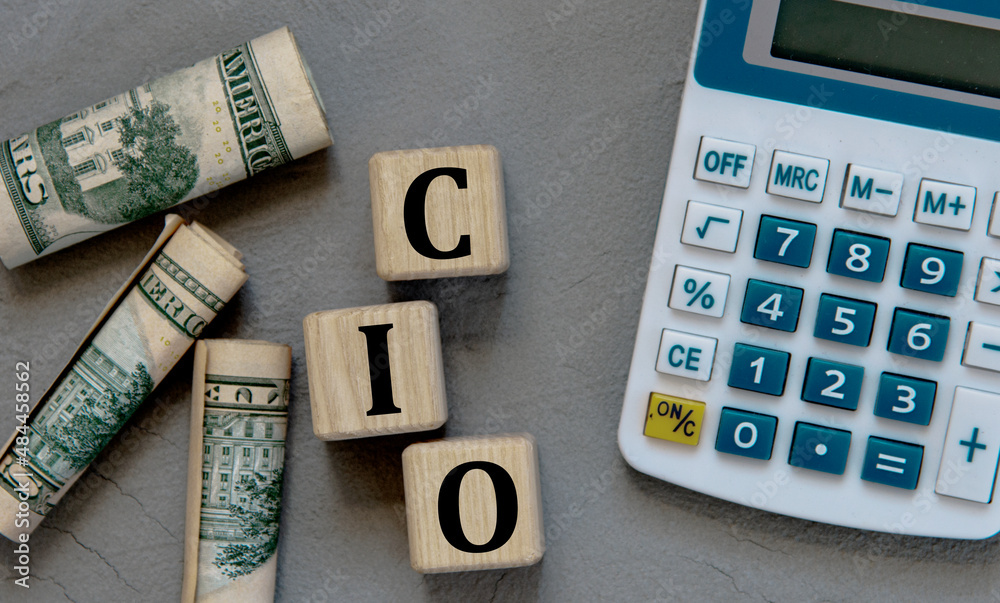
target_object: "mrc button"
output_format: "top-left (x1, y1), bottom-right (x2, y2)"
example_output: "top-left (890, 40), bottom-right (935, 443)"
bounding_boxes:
top-left (766, 150), bottom-right (829, 203)
top-left (694, 136), bottom-right (755, 188)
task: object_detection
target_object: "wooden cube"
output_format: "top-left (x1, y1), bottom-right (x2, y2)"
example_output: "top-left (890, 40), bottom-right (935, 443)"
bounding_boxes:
top-left (303, 301), bottom-right (447, 440)
top-left (402, 433), bottom-right (544, 573)
top-left (369, 144), bottom-right (509, 281)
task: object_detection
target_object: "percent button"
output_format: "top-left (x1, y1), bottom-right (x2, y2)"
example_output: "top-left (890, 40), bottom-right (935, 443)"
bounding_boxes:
top-left (669, 265), bottom-right (731, 318)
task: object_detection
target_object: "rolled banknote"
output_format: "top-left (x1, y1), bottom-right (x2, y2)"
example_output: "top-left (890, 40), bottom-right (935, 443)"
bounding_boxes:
top-left (0, 26), bottom-right (331, 269)
top-left (182, 339), bottom-right (291, 603)
top-left (0, 214), bottom-right (247, 540)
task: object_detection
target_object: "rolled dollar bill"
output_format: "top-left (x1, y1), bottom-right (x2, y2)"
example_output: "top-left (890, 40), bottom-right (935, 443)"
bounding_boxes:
top-left (0, 26), bottom-right (331, 269)
top-left (182, 339), bottom-right (291, 603)
top-left (0, 214), bottom-right (247, 540)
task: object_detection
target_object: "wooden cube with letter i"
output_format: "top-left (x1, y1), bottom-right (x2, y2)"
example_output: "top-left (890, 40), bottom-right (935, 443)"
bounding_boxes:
top-left (402, 433), bottom-right (545, 573)
top-left (368, 144), bottom-right (510, 280)
top-left (303, 301), bottom-right (448, 440)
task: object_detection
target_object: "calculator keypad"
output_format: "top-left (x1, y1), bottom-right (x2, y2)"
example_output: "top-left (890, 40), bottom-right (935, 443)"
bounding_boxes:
top-left (624, 125), bottom-right (1000, 538)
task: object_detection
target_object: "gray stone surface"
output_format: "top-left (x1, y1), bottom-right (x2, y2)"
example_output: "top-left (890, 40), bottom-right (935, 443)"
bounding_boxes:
top-left (0, 0), bottom-right (998, 601)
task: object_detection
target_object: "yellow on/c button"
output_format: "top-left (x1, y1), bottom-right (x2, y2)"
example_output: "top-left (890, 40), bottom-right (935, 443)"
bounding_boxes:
top-left (644, 393), bottom-right (705, 446)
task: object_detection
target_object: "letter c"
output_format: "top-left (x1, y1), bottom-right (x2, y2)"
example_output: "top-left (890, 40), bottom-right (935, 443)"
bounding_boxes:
top-left (404, 167), bottom-right (472, 259)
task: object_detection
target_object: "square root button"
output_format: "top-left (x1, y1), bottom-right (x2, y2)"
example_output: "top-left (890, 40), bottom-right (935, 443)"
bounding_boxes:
top-left (655, 329), bottom-right (717, 381)
top-left (935, 387), bottom-right (1000, 504)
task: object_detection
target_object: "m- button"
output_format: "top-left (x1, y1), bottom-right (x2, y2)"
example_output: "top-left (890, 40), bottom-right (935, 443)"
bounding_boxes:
top-left (694, 136), bottom-right (755, 188)
top-left (935, 387), bottom-right (1000, 504)
top-left (914, 179), bottom-right (976, 231)
top-left (840, 164), bottom-right (903, 216)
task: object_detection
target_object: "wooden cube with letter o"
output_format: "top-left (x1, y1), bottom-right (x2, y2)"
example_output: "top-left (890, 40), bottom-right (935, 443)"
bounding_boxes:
top-left (402, 433), bottom-right (544, 573)
top-left (303, 301), bottom-right (448, 440)
top-left (368, 144), bottom-right (510, 281)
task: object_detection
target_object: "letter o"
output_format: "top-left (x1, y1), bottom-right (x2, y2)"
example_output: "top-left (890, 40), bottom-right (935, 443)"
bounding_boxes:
top-left (703, 150), bottom-right (720, 172)
top-left (438, 461), bottom-right (518, 553)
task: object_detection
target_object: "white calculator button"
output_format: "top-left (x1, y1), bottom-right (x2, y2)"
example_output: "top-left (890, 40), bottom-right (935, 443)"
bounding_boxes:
top-left (989, 193), bottom-right (1000, 239)
top-left (655, 329), bottom-right (717, 381)
top-left (913, 179), bottom-right (976, 231)
top-left (693, 136), bottom-right (755, 189)
top-left (680, 201), bottom-right (743, 253)
top-left (840, 164), bottom-right (903, 216)
top-left (766, 150), bottom-right (829, 203)
top-left (935, 387), bottom-right (1000, 504)
top-left (962, 322), bottom-right (1000, 372)
top-left (975, 258), bottom-right (1000, 306)
top-left (668, 265), bottom-right (730, 318)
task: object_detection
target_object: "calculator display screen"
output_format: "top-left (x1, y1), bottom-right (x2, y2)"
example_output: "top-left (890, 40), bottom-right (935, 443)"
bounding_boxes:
top-left (771, 0), bottom-right (1000, 99)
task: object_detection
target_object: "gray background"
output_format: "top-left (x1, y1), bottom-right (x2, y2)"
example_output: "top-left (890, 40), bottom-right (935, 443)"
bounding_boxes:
top-left (0, 0), bottom-right (998, 601)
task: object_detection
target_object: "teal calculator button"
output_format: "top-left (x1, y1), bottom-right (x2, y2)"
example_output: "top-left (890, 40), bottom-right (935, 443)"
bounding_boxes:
top-left (740, 279), bottom-right (803, 332)
top-left (715, 407), bottom-right (778, 460)
top-left (900, 243), bottom-right (964, 297)
top-left (788, 422), bottom-right (851, 475)
top-left (813, 294), bottom-right (877, 347)
top-left (887, 308), bottom-right (950, 361)
top-left (861, 437), bottom-right (923, 490)
top-left (826, 229), bottom-right (890, 282)
top-left (873, 373), bottom-right (936, 426)
top-left (728, 343), bottom-right (790, 396)
top-left (801, 358), bottom-right (864, 411)
top-left (754, 215), bottom-right (816, 268)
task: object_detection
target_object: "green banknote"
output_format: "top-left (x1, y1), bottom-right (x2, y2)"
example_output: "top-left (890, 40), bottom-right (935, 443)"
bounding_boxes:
top-left (183, 340), bottom-right (291, 603)
top-left (0, 215), bottom-right (248, 539)
top-left (0, 26), bottom-right (331, 268)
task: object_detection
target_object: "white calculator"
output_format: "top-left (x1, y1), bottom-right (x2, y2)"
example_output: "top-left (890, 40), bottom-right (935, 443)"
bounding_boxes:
top-left (619, 0), bottom-right (1000, 538)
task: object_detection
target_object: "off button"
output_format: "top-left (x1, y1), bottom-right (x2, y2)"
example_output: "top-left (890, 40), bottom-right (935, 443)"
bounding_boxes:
top-left (694, 136), bottom-right (755, 189)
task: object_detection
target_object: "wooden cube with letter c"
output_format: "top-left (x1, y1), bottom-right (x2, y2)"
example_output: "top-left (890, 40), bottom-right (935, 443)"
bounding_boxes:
top-left (303, 301), bottom-right (448, 440)
top-left (368, 144), bottom-right (510, 280)
top-left (402, 433), bottom-right (545, 573)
